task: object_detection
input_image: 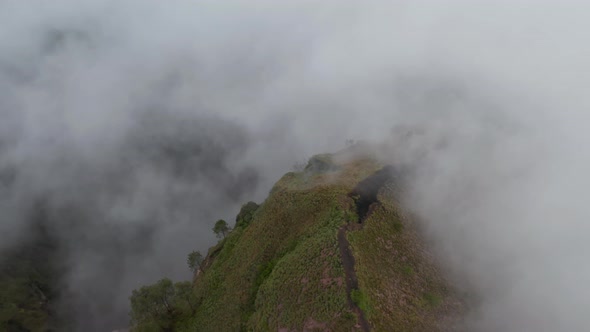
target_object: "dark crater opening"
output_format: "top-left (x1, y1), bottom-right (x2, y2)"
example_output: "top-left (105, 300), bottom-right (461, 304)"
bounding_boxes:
top-left (349, 165), bottom-right (395, 223)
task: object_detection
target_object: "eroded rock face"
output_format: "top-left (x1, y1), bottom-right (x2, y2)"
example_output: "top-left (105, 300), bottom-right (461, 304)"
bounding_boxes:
top-left (350, 165), bottom-right (396, 223)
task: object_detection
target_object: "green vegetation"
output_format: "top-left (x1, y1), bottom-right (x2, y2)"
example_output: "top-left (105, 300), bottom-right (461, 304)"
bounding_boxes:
top-left (187, 251), bottom-right (203, 273)
top-left (303, 153), bottom-right (338, 173)
top-left (422, 292), bottom-right (443, 307)
top-left (346, 183), bottom-right (465, 330)
top-left (0, 260), bottom-right (54, 332)
top-left (212, 219), bottom-right (230, 239)
top-left (129, 151), bottom-right (465, 331)
top-left (186, 185), bottom-right (357, 331)
top-left (234, 201), bottom-right (259, 228)
top-left (350, 289), bottom-right (372, 315)
top-left (0, 224), bottom-right (60, 332)
top-left (129, 278), bottom-right (197, 331)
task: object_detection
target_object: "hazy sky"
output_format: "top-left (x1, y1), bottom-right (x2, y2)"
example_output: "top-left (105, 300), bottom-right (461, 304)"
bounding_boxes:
top-left (1, 1), bottom-right (590, 331)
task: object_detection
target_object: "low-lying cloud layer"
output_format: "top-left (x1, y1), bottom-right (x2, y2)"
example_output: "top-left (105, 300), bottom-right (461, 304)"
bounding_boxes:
top-left (1, 1), bottom-right (589, 330)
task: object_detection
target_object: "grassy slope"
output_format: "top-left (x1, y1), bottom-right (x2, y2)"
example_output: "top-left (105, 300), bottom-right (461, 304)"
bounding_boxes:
top-left (178, 152), bottom-right (464, 331)
top-left (347, 183), bottom-right (464, 331)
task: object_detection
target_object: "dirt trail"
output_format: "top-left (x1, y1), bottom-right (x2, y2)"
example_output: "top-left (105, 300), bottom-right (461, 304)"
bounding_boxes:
top-left (338, 226), bottom-right (370, 332)
top-left (338, 166), bottom-right (395, 331)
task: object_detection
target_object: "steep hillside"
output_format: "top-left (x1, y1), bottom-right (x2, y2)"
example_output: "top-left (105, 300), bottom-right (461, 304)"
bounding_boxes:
top-left (130, 149), bottom-right (465, 331)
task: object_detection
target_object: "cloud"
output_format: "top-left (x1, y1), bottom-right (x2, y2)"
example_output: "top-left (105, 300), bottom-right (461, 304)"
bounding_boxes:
top-left (1, 0), bottom-right (589, 330)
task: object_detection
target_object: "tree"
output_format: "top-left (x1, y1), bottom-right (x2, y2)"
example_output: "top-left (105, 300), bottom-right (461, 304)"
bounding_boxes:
top-left (213, 219), bottom-right (230, 238)
top-left (129, 278), bottom-right (176, 331)
top-left (235, 201), bottom-right (259, 228)
top-left (187, 251), bottom-right (203, 273)
top-left (129, 278), bottom-right (199, 331)
top-left (174, 281), bottom-right (197, 314)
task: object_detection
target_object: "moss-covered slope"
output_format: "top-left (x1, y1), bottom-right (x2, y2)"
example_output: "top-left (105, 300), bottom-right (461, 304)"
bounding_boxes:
top-left (147, 152), bottom-right (464, 331)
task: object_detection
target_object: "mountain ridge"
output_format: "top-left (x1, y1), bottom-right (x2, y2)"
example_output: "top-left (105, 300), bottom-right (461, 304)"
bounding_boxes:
top-left (129, 149), bottom-right (465, 331)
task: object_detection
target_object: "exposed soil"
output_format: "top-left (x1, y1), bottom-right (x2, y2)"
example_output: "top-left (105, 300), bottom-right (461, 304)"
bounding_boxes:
top-left (338, 227), bottom-right (370, 332)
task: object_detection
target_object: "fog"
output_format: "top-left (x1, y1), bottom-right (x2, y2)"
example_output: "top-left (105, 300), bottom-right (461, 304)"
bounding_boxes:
top-left (0, 1), bottom-right (588, 331)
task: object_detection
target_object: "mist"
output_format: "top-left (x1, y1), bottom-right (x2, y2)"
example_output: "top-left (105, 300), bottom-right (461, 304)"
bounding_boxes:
top-left (1, 0), bottom-right (589, 331)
